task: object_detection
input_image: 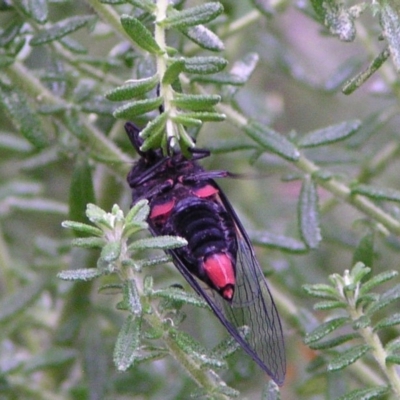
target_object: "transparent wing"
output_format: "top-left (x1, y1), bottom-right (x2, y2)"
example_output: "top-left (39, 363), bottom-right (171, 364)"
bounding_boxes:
top-left (165, 184), bottom-right (286, 385)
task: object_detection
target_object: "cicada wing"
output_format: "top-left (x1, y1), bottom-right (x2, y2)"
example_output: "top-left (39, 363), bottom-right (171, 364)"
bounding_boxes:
top-left (227, 237), bottom-right (286, 384)
top-left (166, 233), bottom-right (286, 385)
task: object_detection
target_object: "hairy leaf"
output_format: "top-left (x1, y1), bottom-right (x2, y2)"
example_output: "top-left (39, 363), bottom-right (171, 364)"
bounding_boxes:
top-left (121, 15), bottom-right (163, 54)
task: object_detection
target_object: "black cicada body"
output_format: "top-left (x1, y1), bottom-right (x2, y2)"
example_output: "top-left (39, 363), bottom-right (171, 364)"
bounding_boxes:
top-left (125, 122), bottom-right (286, 385)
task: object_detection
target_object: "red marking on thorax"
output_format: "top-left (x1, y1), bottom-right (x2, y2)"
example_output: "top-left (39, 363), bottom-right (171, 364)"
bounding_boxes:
top-left (194, 184), bottom-right (219, 198)
top-left (203, 253), bottom-right (235, 300)
top-left (150, 199), bottom-right (175, 219)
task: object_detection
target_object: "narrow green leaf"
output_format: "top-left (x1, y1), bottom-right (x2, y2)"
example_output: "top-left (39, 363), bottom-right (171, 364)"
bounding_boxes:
top-left (61, 220), bottom-right (103, 237)
top-left (30, 16), bottom-right (93, 45)
top-left (86, 203), bottom-right (108, 225)
top-left (298, 177), bottom-right (321, 249)
top-left (359, 270), bottom-right (398, 295)
top-left (140, 126), bottom-right (164, 151)
top-left (172, 94), bottom-right (220, 111)
top-left (0, 278), bottom-right (47, 322)
top-left (135, 255), bottom-right (171, 269)
top-left (123, 219), bottom-right (148, 239)
top-left (308, 333), bottom-right (360, 350)
top-left (352, 315), bottom-right (371, 330)
top-left (28, 0), bottom-right (48, 24)
top-left (164, 3), bottom-right (224, 29)
top-left (386, 354), bottom-right (400, 364)
top-left (211, 333), bottom-right (241, 359)
top-left (182, 56), bottom-right (228, 74)
top-left (121, 15), bottom-right (163, 54)
top-left (69, 158), bottom-right (96, 234)
top-left (113, 315), bottom-right (141, 371)
top-left (128, 236), bottom-right (187, 251)
top-left (113, 97), bottom-right (163, 119)
top-left (124, 280), bottom-right (142, 316)
top-left (71, 237), bottom-right (105, 249)
top-left (162, 58), bottom-right (186, 85)
top-left (356, 293), bottom-right (379, 309)
top-left (352, 232), bottom-right (374, 270)
top-left (152, 287), bottom-right (207, 309)
top-left (351, 184), bottom-right (400, 203)
top-left (178, 111), bottom-right (225, 122)
top-left (335, 386), bottom-right (389, 400)
top-left (125, 199), bottom-right (150, 225)
top-left (172, 114), bottom-right (203, 127)
top-left (191, 72), bottom-right (247, 85)
top-left (138, 112), bottom-right (168, 139)
top-left (374, 312), bottom-right (400, 331)
top-left (349, 262), bottom-right (370, 283)
top-left (303, 283), bottom-right (339, 299)
top-left (171, 329), bottom-right (226, 369)
top-left (380, 2), bottom-right (400, 72)
top-left (304, 317), bottom-right (349, 344)
top-left (327, 344), bottom-right (371, 371)
top-left (244, 121), bottom-right (300, 161)
top-left (179, 25), bottom-right (224, 52)
top-left (342, 48), bottom-right (390, 95)
top-left (251, 231), bottom-right (307, 253)
top-left (367, 284), bottom-right (400, 316)
top-left (57, 268), bottom-right (102, 281)
top-left (0, 84), bottom-right (48, 149)
top-left (385, 337), bottom-right (400, 353)
top-left (105, 75), bottom-right (159, 101)
top-left (313, 300), bottom-right (347, 310)
top-left (298, 120), bottom-right (361, 148)
top-left (132, 350), bottom-right (169, 365)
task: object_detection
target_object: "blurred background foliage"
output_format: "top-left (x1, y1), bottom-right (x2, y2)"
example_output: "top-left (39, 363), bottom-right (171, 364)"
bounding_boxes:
top-left (1, 0), bottom-right (400, 399)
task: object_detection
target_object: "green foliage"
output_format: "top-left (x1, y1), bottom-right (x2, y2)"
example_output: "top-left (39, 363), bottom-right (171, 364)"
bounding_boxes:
top-left (2, 0), bottom-right (400, 399)
top-left (304, 262), bottom-right (400, 398)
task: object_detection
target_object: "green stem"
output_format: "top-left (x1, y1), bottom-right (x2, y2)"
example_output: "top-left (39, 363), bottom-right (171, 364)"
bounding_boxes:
top-left (154, 0), bottom-right (182, 147)
top-left (347, 305), bottom-right (400, 396)
top-left (145, 311), bottom-right (230, 400)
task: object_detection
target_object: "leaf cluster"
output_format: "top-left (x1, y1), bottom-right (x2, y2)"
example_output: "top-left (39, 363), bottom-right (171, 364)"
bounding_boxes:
top-left (303, 262), bottom-right (400, 399)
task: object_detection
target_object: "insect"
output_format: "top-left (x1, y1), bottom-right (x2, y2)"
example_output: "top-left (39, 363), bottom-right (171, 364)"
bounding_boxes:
top-left (125, 121), bottom-right (286, 385)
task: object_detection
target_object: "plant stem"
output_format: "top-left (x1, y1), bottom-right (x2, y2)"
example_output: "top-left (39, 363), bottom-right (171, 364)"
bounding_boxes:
top-left (347, 304), bottom-right (400, 396)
